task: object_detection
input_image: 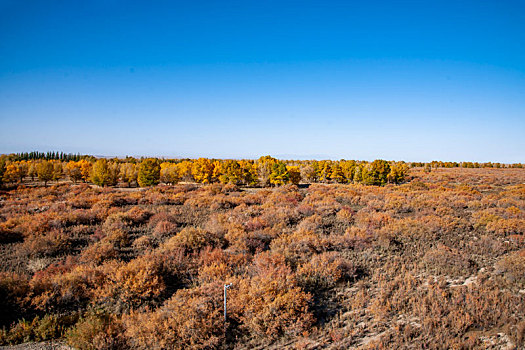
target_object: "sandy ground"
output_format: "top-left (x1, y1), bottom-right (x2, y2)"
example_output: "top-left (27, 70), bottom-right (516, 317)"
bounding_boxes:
top-left (0, 341), bottom-right (73, 350)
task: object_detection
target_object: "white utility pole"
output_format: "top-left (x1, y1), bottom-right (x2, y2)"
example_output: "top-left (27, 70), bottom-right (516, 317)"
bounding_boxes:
top-left (224, 283), bottom-right (232, 324)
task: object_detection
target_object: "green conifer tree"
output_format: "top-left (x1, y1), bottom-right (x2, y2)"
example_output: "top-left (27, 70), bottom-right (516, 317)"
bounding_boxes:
top-left (138, 158), bottom-right (161, 187)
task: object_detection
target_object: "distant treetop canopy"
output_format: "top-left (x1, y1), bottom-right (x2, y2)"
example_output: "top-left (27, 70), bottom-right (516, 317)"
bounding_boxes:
top-left (0, 152), bottom-right (522, 188)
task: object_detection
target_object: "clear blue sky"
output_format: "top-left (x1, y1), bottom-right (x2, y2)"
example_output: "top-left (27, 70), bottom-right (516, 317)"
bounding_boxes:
top-left (1, 0), bottom-right (524, 162)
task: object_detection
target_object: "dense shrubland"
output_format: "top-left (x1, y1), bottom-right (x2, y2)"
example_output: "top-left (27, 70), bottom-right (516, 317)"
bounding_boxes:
top-left (0, 166), bottom-right (524, 348)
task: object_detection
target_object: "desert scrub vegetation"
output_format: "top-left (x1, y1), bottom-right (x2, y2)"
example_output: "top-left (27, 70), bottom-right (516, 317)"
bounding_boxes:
top-left (0, 167), bottom-right (524, 348)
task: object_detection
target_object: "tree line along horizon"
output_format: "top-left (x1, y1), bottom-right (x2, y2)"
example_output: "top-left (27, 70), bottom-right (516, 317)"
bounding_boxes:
top-left (0, 152), bottom-right (523, 188)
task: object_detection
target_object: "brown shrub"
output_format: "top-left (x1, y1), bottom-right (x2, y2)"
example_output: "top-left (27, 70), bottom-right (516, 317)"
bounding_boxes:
top-left (132, 235), bottom-right (154, 251)
top-left (297, 252), bottom-right (356, 291)
top-left (495, 249), bottom-right (525, 287)
top-left (486, 218), bottom-right (525, 235)
top-left (124, 282), bottom-right (224, 350)
top-left (1, 314), bottom-right (74, 345)
top-left (148, 211), bottom-right (177, 228)
top-left (66, 209), bottom-right (99, 226)
top-left (104, 228), bottom-right (129, 248)
top-left (124, 207), bottom-right (151, 225)
top-left (30, 264), bottom-right (105, 313)
top-left (163, 226), bottom-right (223, 252)
top-left (101, 212), bottom-right (127, 233)
top-left (96, 257), bottom-right (165, 311)
top-left (421, 245), bottom-right (475, 277)
top-left (0, 272), bottom-right (30, 327)
top-left (152, 220), bottom-right (177, 238)
top-left (270, 229), bottom-right (322, 267)
top-left (229, 252), bottom-right (315, 339)
top-left (23, 229), bottom-right (71, 257)
top-left (79, 241), bottom-right (118, 265)
top-left (336, 207), bottom-right (355, 224)
top-left (0, 225), bottom-right (23, 243)
top-left (67, 312), bottom-right (127, 350)
top-left (197, 248), bottom-right (248, 284)
top-left (296, 214), bottom-right (323, 233)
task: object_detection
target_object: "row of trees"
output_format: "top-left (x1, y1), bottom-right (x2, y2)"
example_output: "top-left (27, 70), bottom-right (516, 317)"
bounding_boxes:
top-left (409, 161), bottom-right (524, 169)
top-left (6, 151), bottom-right (90, 162)
top-left (5, 152), bottom-right (523, 169)
top-left (0, 156), bottom-right (410, 188)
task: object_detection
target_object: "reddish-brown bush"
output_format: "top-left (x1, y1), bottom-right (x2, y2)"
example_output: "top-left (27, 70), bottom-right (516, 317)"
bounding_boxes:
top-left (495, 249), bottom-right (525, 287)
top-left (229, 252), bottom-right (315, 339)
top-left (297, 252), bottom-right (356, 291)
top-left (96, 257), bottom-right (165, 311)
top-left (124, 282), bottom-right (224, 350)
